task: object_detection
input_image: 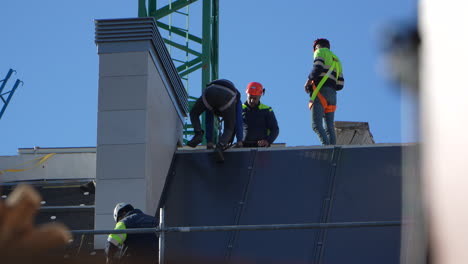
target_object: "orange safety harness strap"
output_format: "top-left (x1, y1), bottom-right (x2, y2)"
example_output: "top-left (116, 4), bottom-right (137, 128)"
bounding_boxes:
top-left (308, 58), bottom-right (338, 113)
top-left (308, 82), bottom-right (337, 113)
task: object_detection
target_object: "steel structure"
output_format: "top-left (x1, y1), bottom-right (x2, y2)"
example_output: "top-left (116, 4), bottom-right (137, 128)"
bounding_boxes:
top-left (69, 206), bottom-right (400, 264)
top-left (139, 0), bottom-right (219, 143)
top-left (70, 221), bottom-right (401, 235)
top-left (0, 69), bottom-right (22, 120)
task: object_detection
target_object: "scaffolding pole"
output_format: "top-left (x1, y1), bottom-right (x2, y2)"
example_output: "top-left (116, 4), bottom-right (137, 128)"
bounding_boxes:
top-left (70, 221), bottom-right (401, 235)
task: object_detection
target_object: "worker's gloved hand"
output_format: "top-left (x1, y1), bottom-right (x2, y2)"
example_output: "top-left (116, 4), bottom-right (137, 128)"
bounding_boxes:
top-left (206, 142), bottom-right (214, 149)
top-left (257, 139), bottom-right (270, 147)
top-left (234, 141), bottom-right (243, 148)
top-left (214, 143), bottom-right (226, 163)
top-left (304, 80), bottom-right (312, 94)
top-left (216, 142), bottom-right (227, 151)
top-left (187, 130), bottom-right (204, 148)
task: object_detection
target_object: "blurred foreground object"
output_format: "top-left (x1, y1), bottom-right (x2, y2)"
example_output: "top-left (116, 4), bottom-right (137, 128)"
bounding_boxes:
top-left (383, 22), bottom-right (420, 94)
top-left (421, 1), bottom-right (468, 263)
top-left (382, 17), bottom-right (426, 264)
top-left (0, 184), bottom-right (71, 262)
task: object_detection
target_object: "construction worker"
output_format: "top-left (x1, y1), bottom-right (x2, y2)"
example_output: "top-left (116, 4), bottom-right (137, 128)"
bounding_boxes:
top-left (105, 203), bottom-right (158, 264)
top-left (304, 38), bottom-right (344, 145)
top-left (186, 79), bottom-right (243, 162)
top-left (242, 82), bottom-right (279, 147)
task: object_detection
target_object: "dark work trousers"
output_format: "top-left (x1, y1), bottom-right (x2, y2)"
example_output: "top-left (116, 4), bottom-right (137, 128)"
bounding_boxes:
top-left (190, 86), bottom-right (237, 146)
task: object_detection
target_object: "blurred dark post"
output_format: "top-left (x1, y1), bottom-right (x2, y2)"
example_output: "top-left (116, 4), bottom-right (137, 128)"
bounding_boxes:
top-left (382, 21), bottom-right (426, 264)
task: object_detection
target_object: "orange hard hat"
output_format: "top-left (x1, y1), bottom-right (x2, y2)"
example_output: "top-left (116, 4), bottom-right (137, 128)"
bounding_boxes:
top-left (246, 82), bottom-right (264, 96)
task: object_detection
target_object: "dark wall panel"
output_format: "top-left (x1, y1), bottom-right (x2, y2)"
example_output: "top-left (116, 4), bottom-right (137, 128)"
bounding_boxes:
top-left (231, 148), bottom-right (335, 264)
top-left (321, 146), bottom-right (402, 264)
top-left (161, 145), bottom-right (404, 264)
top-left (162, 150), bottom-right (255, 263)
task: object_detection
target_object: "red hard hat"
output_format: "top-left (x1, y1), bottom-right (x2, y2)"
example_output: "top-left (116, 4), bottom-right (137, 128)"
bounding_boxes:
top-left (313, 38), bottom-right (330, 51)
top-left (246, 82), bottom-right (264, 96)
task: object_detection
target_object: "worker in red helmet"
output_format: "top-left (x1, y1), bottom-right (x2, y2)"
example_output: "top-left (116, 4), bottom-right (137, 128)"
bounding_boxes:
top-left (242, 82), bottom-right (279, 147)
top-left (304, 38), bottom-right (345, 145)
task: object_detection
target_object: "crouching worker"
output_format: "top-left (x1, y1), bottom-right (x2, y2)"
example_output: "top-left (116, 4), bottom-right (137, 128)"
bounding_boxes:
top-left (105, 203), bottom-right (158, 264)
top-left (186, 79), bottom-right (243, 162)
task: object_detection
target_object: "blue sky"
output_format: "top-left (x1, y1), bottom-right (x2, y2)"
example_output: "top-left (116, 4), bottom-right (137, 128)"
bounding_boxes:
top-left (0, 0), bottom-right (417, 155)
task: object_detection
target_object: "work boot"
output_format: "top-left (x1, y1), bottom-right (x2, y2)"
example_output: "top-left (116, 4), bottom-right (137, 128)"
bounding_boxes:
top-left (214, 143), bottom-right (225, 163)
top-left (187, 130), bottom-right (204, 148)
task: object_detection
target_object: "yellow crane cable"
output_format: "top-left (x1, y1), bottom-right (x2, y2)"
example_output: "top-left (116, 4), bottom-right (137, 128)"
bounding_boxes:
top-left (0, 153), bottom-right (56, 175)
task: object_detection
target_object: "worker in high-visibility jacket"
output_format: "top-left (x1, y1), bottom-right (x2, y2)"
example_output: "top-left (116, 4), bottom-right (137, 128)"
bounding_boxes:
top-left (242, 82), bottom-right (279, 147)
top-left (105, 203), bottom-right (158, 264)
top-left (304, 38), bottom-right (345, 145)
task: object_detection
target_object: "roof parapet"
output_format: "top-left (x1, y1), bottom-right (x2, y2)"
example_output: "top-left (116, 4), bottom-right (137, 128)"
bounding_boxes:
top-left (335, 121), bottom-right (375, 145)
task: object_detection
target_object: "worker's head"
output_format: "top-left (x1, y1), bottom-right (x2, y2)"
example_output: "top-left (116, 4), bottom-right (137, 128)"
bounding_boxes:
top-left (313, 38), bottom-right (330, 51)
top-left (246, 82), bottom-right (264, 107)
top-left (113, 202), bottom-right (134, 222)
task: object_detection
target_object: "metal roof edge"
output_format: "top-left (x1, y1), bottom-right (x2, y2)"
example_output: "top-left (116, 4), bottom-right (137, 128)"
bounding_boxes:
top-left (17, 147), bottom-right (97, 154)
top-left (175, 143), bottom-right (418, 154)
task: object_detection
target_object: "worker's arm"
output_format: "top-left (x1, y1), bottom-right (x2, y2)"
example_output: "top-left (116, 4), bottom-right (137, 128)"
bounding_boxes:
top-left (304, 79), bottom-right (314, 94)
top-left (241, 104), bottom-right (248, 142)
top-left (308, 49), bottom-right (326, 82)
top-left (335, 58), bottom-right (345, 90)
top-left (234, 99), bottom-right (244, 144)
top-left (105, 222), bottom-right (127, 263)
top-left (105, 241), bottom-right (120, 264)
top-left (205, 111), bottom-right (214, 143)
top-left (265, 108), bottom-right (279, 145)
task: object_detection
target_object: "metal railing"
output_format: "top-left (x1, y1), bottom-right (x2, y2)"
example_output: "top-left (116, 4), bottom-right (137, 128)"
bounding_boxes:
top-left (67, 208), bottom-right (401, 264)
top-left (40, 205), bottom-right (94, 212)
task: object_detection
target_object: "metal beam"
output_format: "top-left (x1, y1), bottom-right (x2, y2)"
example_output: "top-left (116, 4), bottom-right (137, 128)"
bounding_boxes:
top-left (70, 221), bottom-right (402, 235)
top-left (179, 63), bottom-right (203, 77)
top-left (176, 56), bottom-right (202, 72)
top-left (138, 0), bottom-right (148, 17)
top-left (163, 38), bottom-right (201, 56)
top-left (40, 205), bottom-right (94, 212)
top-left (0, 79), bottom-right (22, 120)
top-left (0, 69), bottom-right (14, 95)
top-left (149, 0), bottom-right (157, 13)
top-left (151, 0), bottom-right (200, 20)
top-left (211, 0), bottom-right (219, 80)
top-left (156, 21), bottom-right (202, 43)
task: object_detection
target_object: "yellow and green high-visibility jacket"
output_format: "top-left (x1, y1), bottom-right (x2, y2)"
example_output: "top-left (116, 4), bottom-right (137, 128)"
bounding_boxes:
top-left (105, 209), bottom-right (158, 259)
top-left (308, 47), bottom-right (345, 91)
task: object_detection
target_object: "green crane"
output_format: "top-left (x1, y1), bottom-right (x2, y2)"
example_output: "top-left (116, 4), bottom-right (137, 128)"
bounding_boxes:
top-left (138, 0), bottom-right (219, 144)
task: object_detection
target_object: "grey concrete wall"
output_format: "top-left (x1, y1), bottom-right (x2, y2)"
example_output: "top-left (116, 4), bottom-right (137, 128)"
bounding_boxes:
top-left (94, 49), bottom-right (183, 248)
top-left (145, 57), bottom-right (183, 214)
top-left (93, 17), bottom-right (187, 249)
top-left (0, 151), bottom-right (96, 182)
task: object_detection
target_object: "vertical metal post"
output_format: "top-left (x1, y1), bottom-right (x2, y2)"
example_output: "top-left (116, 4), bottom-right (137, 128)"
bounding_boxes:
top-left (148, 0), bottom-right (156, 14)
top-left (201, 0), bottom-right (212, 88)
top-left (138, 0), bottom-right (148, 17)
top-left (158, 207), bottom-right (165, 264)
top-left (212, 0), bottom-right (219, 81)
top-left (201, 0), bottom-right (212, 141)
